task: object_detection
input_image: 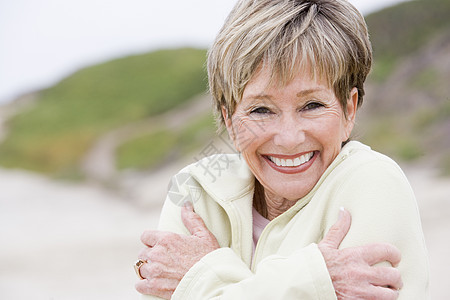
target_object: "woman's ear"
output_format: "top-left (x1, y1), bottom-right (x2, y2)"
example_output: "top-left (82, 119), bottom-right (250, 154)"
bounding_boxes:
top-left (347, 87), bottom-right (358, 122)
top-left (343, 87), bottom-right (359, 139)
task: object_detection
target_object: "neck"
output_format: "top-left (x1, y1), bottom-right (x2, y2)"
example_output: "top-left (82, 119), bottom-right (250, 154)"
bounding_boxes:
top-left (253, 181), bottom-right (296, 221)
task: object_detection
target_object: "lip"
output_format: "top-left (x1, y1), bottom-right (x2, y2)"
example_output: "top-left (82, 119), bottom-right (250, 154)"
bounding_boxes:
top-left (263, 151), bottom-right (318, 174)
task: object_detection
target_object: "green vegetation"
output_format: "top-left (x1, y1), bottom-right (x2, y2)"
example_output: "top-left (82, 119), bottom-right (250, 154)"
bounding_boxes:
top-left (116, 129), bottom-right (178, 170)
top-left (413, 100), bottom-right (450, 132)
top-left (362, 95), bottom-right (450, 165)
top-left (366, 0), bottom-right (450, 80)
top-left (116, 113), bottom-right (215, 170)
top-left (1, 0), bottom-right (449, 178)
top-left (361, 119), bottom-right (423, 162)
top-left (177, 112), bottom-right (217, 155)
top-left (369, 57), bottom-right (397, 82)
top-left (409, 68), bottom-right (439, 90)
top-left (0, 48), bottom-right (207, 177)
top-left (360, 0), bottom-right (450, 174)
top-left (442, 154), bottom-right (450, 177)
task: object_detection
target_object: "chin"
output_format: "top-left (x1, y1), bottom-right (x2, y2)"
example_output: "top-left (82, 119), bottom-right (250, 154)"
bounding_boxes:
top-left (282, 191), bottom-right (309, 201)
top-left (268, 183), bottom-right (311, 201)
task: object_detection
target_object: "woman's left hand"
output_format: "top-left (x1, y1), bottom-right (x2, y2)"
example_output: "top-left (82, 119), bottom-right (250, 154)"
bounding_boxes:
top-left (135, 201), bottom-right (220, 299)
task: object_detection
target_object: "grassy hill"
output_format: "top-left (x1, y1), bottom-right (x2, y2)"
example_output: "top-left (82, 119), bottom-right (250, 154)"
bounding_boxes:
top-left (359, 0), bottom-right (450, 175)
top-left (366, 0), bottom-right (450, 81)
top-left (0, 0), bottom-right (449, 178)
top-left (116, 112), bottom-right (215, 171)
top-left (0, 48), bottom-right (208, 178)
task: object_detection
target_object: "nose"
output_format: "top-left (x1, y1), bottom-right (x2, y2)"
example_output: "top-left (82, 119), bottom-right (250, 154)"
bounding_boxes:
top-left (272, 114), bottom-right (306, 150)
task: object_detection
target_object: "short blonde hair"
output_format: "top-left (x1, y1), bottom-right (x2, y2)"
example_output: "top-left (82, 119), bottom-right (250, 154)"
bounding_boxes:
top-left (207, 0), bottom-right (372, 128)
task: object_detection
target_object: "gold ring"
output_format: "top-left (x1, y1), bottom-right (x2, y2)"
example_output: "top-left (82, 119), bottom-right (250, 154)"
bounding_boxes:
top-left (134, 259), bottom-right (147, 280)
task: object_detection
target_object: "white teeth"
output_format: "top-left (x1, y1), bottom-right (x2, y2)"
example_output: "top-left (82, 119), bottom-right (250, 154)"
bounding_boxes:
top-left (269, 152), bottom-right (314, 167)
top-left (275, 158), bottom-right (282, 166)
top-left (300, 156), bottom-right (306, 164)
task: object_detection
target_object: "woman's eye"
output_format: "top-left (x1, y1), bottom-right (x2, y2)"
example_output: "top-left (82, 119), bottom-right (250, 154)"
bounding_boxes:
top-left (250, 107), bottom-right (271, 114)
top-left (303, 102), bottom-right (324, 110)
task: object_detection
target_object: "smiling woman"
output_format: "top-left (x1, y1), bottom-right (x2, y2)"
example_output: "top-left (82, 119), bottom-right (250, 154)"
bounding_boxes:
top-left (135, 0), bottom-right (429, 299)
top-left (226, 66), bottom-right (358, 208)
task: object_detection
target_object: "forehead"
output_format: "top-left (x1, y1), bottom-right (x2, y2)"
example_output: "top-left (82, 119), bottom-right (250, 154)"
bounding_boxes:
top-left (242, 64), bottom-right (331, 99)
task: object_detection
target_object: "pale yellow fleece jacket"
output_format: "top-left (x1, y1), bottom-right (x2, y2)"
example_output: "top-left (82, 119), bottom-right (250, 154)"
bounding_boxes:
top-left (142, 141), bottom-right (429, 299)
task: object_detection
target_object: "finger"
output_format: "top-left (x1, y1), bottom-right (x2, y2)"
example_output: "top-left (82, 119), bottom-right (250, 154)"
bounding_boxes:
top-left (360, 243), bottom-right (402, 267)
top-left (140, 259), bottom-right (184, 280)
top-left (369, 266), bottom-right (403, 290)
top-left (140, 230), bottom-right (167, 247)
top-left (319, 208), bottom-right (352, 249)
top-left (135, 278), bottom-right (177, 299)
top-left (138, 247), bottom-right (152, 261)
top-left (140, 260), bottom-right (161, 279)
top-left (181, 201), bottom-right (211, 238)
top-left (368, 285), bottom-right (400, 300)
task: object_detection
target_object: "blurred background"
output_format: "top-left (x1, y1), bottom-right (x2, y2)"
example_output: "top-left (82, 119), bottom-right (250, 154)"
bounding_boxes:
top-left (0, 0), bottom-right (449, 299)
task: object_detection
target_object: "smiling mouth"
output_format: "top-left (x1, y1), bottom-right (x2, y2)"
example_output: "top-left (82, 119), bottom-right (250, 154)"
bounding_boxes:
top-left (266, 152), bottom-right (315, 167)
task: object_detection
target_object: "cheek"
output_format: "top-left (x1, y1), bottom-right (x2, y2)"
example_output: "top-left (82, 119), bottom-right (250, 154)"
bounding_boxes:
top-left (312, 115), bottom-right (347, 146)
top-left (319, 107), bottom-right (350, 142)
top-left (231, 118), bottom-right (267, 153)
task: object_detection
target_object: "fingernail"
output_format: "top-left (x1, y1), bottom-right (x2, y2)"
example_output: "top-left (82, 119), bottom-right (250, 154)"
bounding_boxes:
top-left (183, 200), bottom-right (194, 211)
top-left (339, 207), bottom-right (345, 219)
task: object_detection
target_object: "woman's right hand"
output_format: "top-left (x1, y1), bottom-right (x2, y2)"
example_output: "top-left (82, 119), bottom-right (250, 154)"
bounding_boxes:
top-left (318, 209), bottom-right (403, 300)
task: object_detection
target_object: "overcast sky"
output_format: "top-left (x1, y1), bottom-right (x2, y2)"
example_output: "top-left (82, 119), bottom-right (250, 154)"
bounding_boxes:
top-left (0, 0), bottom-right (410, 104)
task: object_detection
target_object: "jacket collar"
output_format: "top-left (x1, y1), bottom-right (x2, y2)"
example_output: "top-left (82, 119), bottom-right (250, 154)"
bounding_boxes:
top-left (189, 154), bottom-right (254, 202)
top-left (188, 141), bottom-right (368, 204)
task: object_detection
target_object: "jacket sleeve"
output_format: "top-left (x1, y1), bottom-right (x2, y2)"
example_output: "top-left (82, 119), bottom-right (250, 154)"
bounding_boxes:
top-left (329, 159), bottom-right (430, 300)
top-left (142, 190), bottom-right (337, 300)
top-left (171, 244), bottom-right (336, 299)
top-left (141, 246), bottom-right (335, 300)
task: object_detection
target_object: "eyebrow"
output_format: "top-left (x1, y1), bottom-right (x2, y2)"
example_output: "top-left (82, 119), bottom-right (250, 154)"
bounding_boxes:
top-left (241, 94), bottom-right (273, 104)
top-left (244, 88), bottom-right (325, 102)
top-left (296, 88), bottom-right (324, 98)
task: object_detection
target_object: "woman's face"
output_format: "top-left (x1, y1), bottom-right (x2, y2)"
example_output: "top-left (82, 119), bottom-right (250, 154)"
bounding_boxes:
top-left (224, 66), bottom-right (358, 201)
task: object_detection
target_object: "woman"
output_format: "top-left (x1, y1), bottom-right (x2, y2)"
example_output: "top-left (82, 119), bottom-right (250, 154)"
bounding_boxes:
top-left (135, 0), bottom-right (429, 299)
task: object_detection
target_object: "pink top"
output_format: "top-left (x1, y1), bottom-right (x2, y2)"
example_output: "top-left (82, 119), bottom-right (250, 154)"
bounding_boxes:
top-left (252, 207), bottom-right (270, 253)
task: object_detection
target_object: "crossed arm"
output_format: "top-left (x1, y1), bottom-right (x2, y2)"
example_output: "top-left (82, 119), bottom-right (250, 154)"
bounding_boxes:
top-left (136, 203), bottom-right (402, 299)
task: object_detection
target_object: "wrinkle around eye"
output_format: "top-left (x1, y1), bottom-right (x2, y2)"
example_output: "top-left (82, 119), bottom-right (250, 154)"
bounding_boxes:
top-left (302, 102), bottom-right (325, 111)
top-left (250, 107), bottom-right (272, 115)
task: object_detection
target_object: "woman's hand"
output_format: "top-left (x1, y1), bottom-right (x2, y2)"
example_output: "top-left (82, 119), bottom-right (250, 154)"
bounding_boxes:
top-left (135, 201), bottom-right (220, 299)
top-left (318, 209), bottom-right (403, 300)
